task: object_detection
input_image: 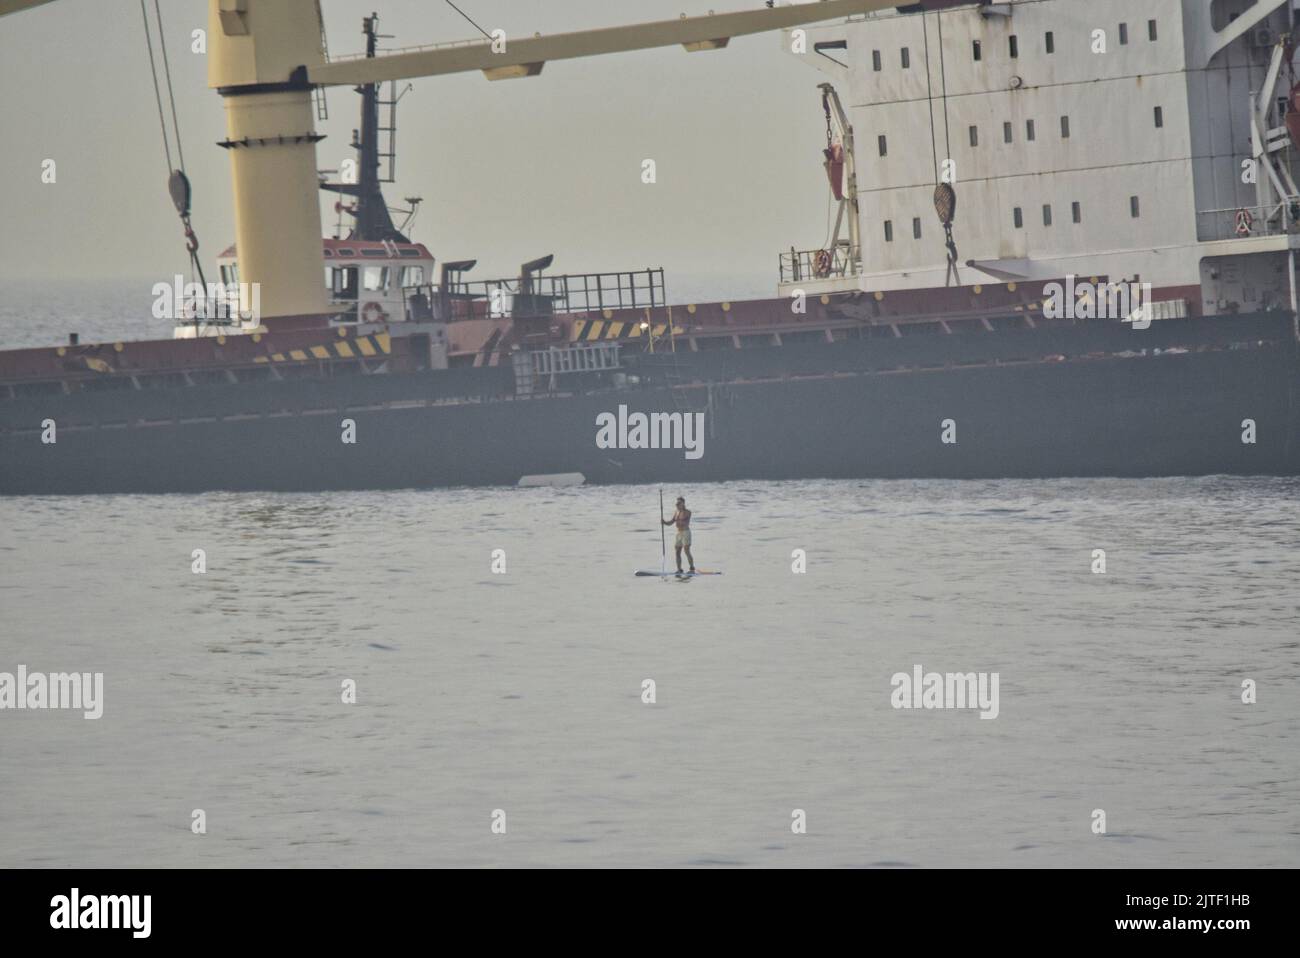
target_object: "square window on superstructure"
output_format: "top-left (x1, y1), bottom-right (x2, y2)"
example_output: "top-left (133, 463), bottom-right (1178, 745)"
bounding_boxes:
top-left (1119, 23), bottom-right (1129, 45)
top-left (884, 220), bottom-right (894, 242)
top-left (1003, 121), bottom-right (1013, 144)
top-left (1045, 31), bottom-right (1055, 54)
top-left (1013, 207), bottom-right (1024, 229)
top-left (872, 49), bottom-right (882, 71)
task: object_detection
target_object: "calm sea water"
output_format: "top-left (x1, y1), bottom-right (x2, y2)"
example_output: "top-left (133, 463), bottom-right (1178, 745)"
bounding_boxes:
top-left (1, 289), bottom-right (1298, 868)
top-left (2, 479), bottom-right (1298, 867)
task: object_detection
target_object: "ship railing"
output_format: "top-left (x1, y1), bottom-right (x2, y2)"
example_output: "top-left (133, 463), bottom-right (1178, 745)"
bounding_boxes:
top-left (404, 268), bottom-right (667, 321)
top-left (780, 246), bottom-right (857, 284)
top-left (176, 295), bottom-right (247, 328)
top-left (1196, 200), bottom-right (1300, 242)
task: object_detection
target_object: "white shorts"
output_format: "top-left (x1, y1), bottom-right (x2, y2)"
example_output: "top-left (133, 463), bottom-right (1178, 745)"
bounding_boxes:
top-left (675, 529), bottom-right (692, 548)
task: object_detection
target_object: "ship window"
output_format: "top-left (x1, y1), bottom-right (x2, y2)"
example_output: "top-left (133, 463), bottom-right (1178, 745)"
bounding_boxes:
top-left (1045, 31), bottom-right (1055, 54)
top-left (884, 220), bottom-right (894, 242)
top-left (220, 265), bottom-right (235, 286)
top-left (901, 47), bottom-right (910, 69)
top-left (872, 49), bottom-right (882, 71)
top-left (401, 266), bottom-right (425, 287)
top-left (332, 266), bottom-right (358, 299)
top-left (1013, 207), bottom-right (1024, 229)
top-left (1009, 35), bottom-right (1019, 58)
top-left (1003, 121), bottom-right (1013, 144)
top-left (969, 125), bottom-right (979, 147)
top-left (1042, 204), bottom-right (1053, 227)
top-left (972, 40), bottom-right (982, 61)
top-left (363, 266), bottom-right (390, 291)
top-left (1026, 119), bottom-right (1036, 141)
top-left (1130, 196), bottom-right (1141, 218)
top-left (361, 249), bottom-right (387, 257)
top-left (1072, 201), bottom-right (1082, 223)
top-left (1060, 115), bottom-right (1071, 138)
top-left (1154, 106), bottom-right (1164, 128)
top-left (878, 134), bottom-right (888, 157)
top-left (1119, 23), bottom-right (1129, 45)
top-left (1148, 20), bottom-right (1158, 41)
top-left (913, 217), bottom-right (922, 239)
top-left (337, 248), bottom-right (356, 257)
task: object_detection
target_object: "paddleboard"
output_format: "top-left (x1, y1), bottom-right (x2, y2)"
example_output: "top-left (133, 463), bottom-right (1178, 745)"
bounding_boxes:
top-left (634, 570), bottom-right (722, 578)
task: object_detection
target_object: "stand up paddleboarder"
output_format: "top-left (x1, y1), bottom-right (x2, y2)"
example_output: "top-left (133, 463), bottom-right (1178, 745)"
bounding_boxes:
top-left (662, 496), bottom-right (695, 574)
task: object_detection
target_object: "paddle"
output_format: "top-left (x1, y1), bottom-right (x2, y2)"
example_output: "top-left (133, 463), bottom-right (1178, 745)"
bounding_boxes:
top-left (659, 487), bottom-right (666, 574)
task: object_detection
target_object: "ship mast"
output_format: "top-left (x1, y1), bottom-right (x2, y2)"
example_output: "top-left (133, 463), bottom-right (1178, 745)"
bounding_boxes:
top-left (320, 13), bottom-right (410, 244)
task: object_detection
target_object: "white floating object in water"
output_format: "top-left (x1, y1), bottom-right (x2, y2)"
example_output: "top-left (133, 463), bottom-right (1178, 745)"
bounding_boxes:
top-left (517, 473), bottom-right (586, 488)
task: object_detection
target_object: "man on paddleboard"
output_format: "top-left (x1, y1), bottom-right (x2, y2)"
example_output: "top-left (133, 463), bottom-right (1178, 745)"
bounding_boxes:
top-left (662, 496), bottom-right (695, 574)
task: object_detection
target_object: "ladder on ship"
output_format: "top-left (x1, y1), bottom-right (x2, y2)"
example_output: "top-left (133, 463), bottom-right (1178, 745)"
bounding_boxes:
top-left (376, 81), bottom-right (405, 183)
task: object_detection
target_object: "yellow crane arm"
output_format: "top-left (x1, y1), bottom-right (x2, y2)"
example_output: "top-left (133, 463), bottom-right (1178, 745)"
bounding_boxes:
top-left (307, 0), bottom-right (896, 86)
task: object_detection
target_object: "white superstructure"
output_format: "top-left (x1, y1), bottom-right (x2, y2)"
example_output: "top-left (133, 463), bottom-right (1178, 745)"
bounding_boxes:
top-left (783, 0), bottom-right (1300, 316)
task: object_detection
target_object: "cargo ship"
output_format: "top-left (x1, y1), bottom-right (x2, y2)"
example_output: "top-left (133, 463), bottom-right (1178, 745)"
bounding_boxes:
top-left (2, 0), bottom-right (1298, 495)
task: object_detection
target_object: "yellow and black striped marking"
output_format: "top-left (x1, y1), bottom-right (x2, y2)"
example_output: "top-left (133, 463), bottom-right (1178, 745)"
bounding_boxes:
top-left (571, 319), bottom-right (684, 342)
top-left (255, 332), bottom-right (391, 364)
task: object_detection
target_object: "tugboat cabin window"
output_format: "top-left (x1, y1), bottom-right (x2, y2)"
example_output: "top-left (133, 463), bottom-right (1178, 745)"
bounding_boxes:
top-left (330, 266), bottom-right (358, 299)
top-left (401, 266), bottom-right (425, 287)
top-left (220, 264), bottom-right (238, 287)
top-left (363, 267), bottom-right (390, 292)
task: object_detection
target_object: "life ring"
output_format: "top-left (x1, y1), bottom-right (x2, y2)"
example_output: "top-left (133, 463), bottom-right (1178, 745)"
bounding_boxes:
top-left (1234, 209), bottom-right (1254, 236)
top-left (813, 249), bottom-right (834, 278)
top-left (361, 301), bottom-right (388, 324)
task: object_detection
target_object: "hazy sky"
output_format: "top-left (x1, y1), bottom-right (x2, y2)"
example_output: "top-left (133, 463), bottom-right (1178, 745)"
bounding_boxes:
top-left (0, 0), bottom-right (840, 299)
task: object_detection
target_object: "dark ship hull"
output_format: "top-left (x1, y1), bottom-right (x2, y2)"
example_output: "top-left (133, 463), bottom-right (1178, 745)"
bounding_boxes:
top-left (3, 310), bottom-right (1296, 495)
